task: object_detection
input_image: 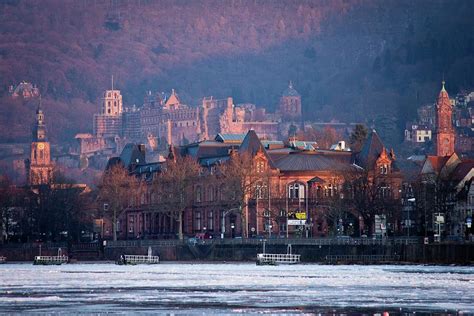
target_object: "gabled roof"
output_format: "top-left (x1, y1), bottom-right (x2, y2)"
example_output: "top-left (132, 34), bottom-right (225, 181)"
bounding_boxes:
top-left (165, 89), bottom-right (180, 107)
top-left (239, 130), bottom-right (275, 168)
top-left (451, 159), bottom-right (474, 182)
top-left (356, 129), bottom-right (385, 168)
top-left (425, 155), bottom-right (450, 174)
top-left (120, 144), bottom-right (146, 167)
top-left (106, 143), bottom-right (146, 172)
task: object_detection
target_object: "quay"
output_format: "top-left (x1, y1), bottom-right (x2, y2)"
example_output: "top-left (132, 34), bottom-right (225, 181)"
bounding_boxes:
top-left (325, 254), bottom-right (400, 264)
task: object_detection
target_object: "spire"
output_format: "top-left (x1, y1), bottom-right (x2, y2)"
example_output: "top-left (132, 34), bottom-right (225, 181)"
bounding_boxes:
top-left (111, 75), bottom-right (114, 91)
top-left (36, 94), bottom-right (42, 113)
top-left (441, 80), bottom-right (446, 92)
top-left (289, 80), bottom-right (293, 89)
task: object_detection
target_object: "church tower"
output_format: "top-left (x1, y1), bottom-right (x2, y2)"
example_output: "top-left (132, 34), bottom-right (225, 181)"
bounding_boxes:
top-left (279, 81), bottom-right (302, 120)
top-left (26, 99), bottom-right (54, 185)
top-left (435, 81), bottom-right (455, 157)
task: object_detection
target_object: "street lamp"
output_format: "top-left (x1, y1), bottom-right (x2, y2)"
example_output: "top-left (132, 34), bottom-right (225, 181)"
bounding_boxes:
top-left (407, 197), bottom-right (416, 237)
top-left (221, 206), bottom-right (241, 239)
top-left (231, 223), bottom-right (235, 238)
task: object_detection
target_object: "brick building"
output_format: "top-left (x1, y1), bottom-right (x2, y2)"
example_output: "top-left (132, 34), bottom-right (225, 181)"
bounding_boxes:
top-left (109, 127), bottom-right (402, 240)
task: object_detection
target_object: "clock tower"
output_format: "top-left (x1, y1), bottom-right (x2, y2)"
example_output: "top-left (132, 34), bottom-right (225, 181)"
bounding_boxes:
top-left (26, 99), bottom-right (54, 185)
top-left (435, 81), bottom-right (455, 157)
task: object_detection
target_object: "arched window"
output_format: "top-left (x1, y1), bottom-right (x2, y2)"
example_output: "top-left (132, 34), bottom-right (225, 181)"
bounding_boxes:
top-left (256, 182), bottom-right (267, 199)
top-left (196, 186), bottom-right (202, 203)
top-left (288, 182), bottom-right (305, 200)
top-left (208, 211), bottom-right (214, 230)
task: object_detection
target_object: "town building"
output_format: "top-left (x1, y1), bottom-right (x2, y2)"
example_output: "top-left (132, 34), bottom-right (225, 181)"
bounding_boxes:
top-left (408, 82), bottom-right (474, 240)
top-left (8, 81), bottom-right (40, 99)
top-left (140, 89), bottom-right (201, 146)
top-left (107, 127), bottom-right (402, 240)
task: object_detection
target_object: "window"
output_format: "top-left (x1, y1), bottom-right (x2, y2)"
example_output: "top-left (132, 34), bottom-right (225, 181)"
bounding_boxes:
top-left (279, 223), bottom-right (287, 232)
top-left (289, 183), bottom-right (305, 199)
top-left (255, 182), bottom-right (267, 199)
top-left (128, 215), bottom-right (135, 234)
top-left (279, 210), bottom-right (286, 217)
top-left (208, 186), bottom-right (214, 202)
top-left (195, 211), bottom-right (201, 230)
top-left (380, 183), bottom-right (391, 198)
top-left (196, 186), bottom-right (202, 203)
top-left (256, 160), bottom-right (265, 173)
top-left (325, 184), bottom-right (335, 197)
top-left (380, 164), bottom-right (388, 175)
top-left (264, 209), bottom-right (271, 217)
top-left (208, 211), bottom-right (214, 230)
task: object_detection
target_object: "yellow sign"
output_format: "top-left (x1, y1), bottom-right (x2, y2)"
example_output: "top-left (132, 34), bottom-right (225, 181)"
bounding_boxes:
top-left (295, 212), bottom-right (306, 220)
top-left (38, 143), bottom-right (44, 149)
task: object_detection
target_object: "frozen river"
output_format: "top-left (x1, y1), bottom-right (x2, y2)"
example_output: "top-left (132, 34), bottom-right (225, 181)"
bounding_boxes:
top-left (0, 263), bottom-right (473, 315)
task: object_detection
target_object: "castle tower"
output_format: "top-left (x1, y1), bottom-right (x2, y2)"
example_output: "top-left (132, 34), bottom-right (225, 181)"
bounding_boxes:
top-left (26, 98), bottom-right (54, 185)
top-left (279, 81), bottom-right (302, 120)
top-left (101, 76), bottom-right (123, 116)
top-left (435, 81), bottom-right (455, 157)
top-left (93, 76), bottom-right (123, 137)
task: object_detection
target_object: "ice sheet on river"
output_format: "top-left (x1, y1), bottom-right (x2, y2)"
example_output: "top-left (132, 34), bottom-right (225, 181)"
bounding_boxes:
top-left (0, 263), bottom-right (473, 314)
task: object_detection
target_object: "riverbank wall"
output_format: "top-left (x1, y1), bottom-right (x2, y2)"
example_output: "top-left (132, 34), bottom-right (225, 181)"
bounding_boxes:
top-left (1, 240), bottom-right (473, 264)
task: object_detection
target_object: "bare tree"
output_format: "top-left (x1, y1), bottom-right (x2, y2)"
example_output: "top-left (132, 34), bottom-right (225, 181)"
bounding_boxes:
top-left (156, 155), bottom-right (200, 240)
top-left (218, 151), bottom-right (272, 238)
top-left (342, 169), bottom-right (400, 236)
top-left (99, 164), bottom-right (140, 241)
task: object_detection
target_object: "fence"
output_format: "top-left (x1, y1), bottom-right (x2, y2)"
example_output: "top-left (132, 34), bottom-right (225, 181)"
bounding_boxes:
top-left (325, 254), bottom-right (400, 263)
top-left (105, 237), bottom-right (422, 248)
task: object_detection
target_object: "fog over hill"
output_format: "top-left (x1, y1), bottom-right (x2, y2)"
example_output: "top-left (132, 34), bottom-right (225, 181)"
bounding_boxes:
top-left (0, 0), bottom-right (473, 149)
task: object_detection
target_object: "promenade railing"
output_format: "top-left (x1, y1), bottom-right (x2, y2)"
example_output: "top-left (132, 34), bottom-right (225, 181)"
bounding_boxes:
top-left (105, 236), bottom-right (422, 248)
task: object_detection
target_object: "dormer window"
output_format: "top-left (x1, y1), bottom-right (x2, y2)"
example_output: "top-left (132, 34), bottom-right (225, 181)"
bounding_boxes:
top-left (380, 164), bottom-right (388, 175)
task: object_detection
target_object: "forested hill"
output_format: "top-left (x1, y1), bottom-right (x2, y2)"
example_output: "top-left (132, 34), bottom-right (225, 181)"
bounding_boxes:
top-left (0, 0), bottom-right (473, 149)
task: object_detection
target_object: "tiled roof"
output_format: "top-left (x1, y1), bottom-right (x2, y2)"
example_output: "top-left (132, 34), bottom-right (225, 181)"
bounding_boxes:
top-left (451, 159), bottom-right (474, 182)
top-left (357, 129), bottom-right (385, 168)
top-left (215, 133), bottom-right (246, 143)
top-left (271, 152), bottom-right (355, 172)
top-left (426, 155), bottom-right (450, 173)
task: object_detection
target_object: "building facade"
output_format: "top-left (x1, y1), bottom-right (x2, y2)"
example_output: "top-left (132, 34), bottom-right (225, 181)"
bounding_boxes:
top-left (108, 128), bottom-right (402, 240)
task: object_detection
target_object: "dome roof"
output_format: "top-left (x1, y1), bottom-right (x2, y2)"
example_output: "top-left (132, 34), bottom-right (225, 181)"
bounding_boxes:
top-left (282, 81), bottom-right (300, 97)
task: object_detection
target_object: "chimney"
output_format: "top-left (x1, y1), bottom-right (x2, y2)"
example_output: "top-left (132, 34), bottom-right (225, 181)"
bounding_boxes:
top-left (338, 141), bottom-right (345, 150)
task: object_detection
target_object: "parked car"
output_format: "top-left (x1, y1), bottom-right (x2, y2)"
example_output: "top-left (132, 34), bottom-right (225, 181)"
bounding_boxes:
top-left (195, 232), bottom-right (212, 240)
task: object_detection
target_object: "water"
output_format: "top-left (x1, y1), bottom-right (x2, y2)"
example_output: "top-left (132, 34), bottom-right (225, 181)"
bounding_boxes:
top-left (0, 263), bottom-right (473, 315)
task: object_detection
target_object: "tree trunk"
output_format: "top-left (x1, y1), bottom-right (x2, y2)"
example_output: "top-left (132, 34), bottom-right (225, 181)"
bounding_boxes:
top-left (113, 209), bottom-right (117, 241)
top-left (178, 211), bottom-right (183, 240)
